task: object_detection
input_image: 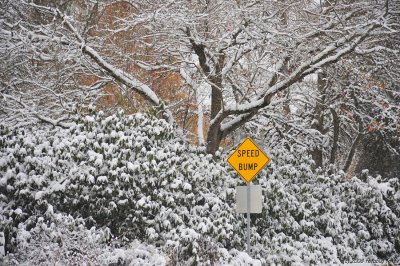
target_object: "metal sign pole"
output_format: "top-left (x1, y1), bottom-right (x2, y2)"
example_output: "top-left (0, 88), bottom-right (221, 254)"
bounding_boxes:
top-left (247, 182), bottom-right (251, 253)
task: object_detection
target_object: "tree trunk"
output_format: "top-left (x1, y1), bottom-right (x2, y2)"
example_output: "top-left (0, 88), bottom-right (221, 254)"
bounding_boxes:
top-left (205, 54), bottom-right (224, 155)
top-left (210, 77), bottom-right (223, 119)
top-left (329, 108), bottom-right (339, 165)
top-left (206, 123), bottom-right (223, 155)
top-left (343, 130), bottom-right (363, 173)
top-left (343, 90), bottom-right (364, 173)
top-left (311, 72), bottom-right (328, 168)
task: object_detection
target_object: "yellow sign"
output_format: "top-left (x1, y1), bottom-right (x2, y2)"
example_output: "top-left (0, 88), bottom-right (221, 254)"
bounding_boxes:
top-left (227, 138), bottom-right (270, 183)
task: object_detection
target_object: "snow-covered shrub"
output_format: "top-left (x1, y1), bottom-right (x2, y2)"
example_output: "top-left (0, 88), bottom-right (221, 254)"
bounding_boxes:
top-left (252, 144), bottom-right (400, 265)
top-left (1, 111), bottom-right (399, 265)
top-left (1, 211), bottom-right (167, 266)
top-left (0, 210), bottom-right (262, 266)
top-left (0, 111), bottom-right (245, 264)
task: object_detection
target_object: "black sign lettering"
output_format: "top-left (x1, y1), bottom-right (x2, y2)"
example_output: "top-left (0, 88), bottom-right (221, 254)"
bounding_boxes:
top-left (237, 150), bottom-right (260, 157)
top-left (238, 163), bottom-right (259, 170)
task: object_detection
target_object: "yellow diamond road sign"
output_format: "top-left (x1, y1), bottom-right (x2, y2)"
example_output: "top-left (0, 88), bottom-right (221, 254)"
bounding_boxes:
top-left (227, 138), bottom-right (270, 183)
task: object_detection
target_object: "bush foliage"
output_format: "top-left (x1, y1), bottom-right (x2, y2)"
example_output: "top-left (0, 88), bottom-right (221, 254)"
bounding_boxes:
top-left (0, 111), bottom-right (399, 265)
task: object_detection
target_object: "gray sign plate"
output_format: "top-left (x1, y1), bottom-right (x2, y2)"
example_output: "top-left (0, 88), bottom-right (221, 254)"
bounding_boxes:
top-left (236, 185), bottom-right (263, 213)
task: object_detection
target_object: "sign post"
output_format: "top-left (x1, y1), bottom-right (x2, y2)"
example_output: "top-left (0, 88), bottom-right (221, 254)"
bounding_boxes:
top-left (227, 138), bottom-right (270, 254)
top-left (247, 183), bottom-right (250, 253)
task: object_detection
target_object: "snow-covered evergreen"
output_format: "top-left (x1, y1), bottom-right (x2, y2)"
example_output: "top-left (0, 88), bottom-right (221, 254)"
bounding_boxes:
top-left (0, 111), bottom-right (399, 265)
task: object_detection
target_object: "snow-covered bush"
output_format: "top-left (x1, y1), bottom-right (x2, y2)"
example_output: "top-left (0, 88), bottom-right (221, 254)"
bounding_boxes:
top-left (252, 145), bottom-right (400, 265)
top-left (0, 210), bottom-right (261, 266)
top-left (0, 111), bottom-right (246, 264)
top-left (1, 210), bottom-right (167, 265)
top-left (1, 111), bottom-right (399, 265)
